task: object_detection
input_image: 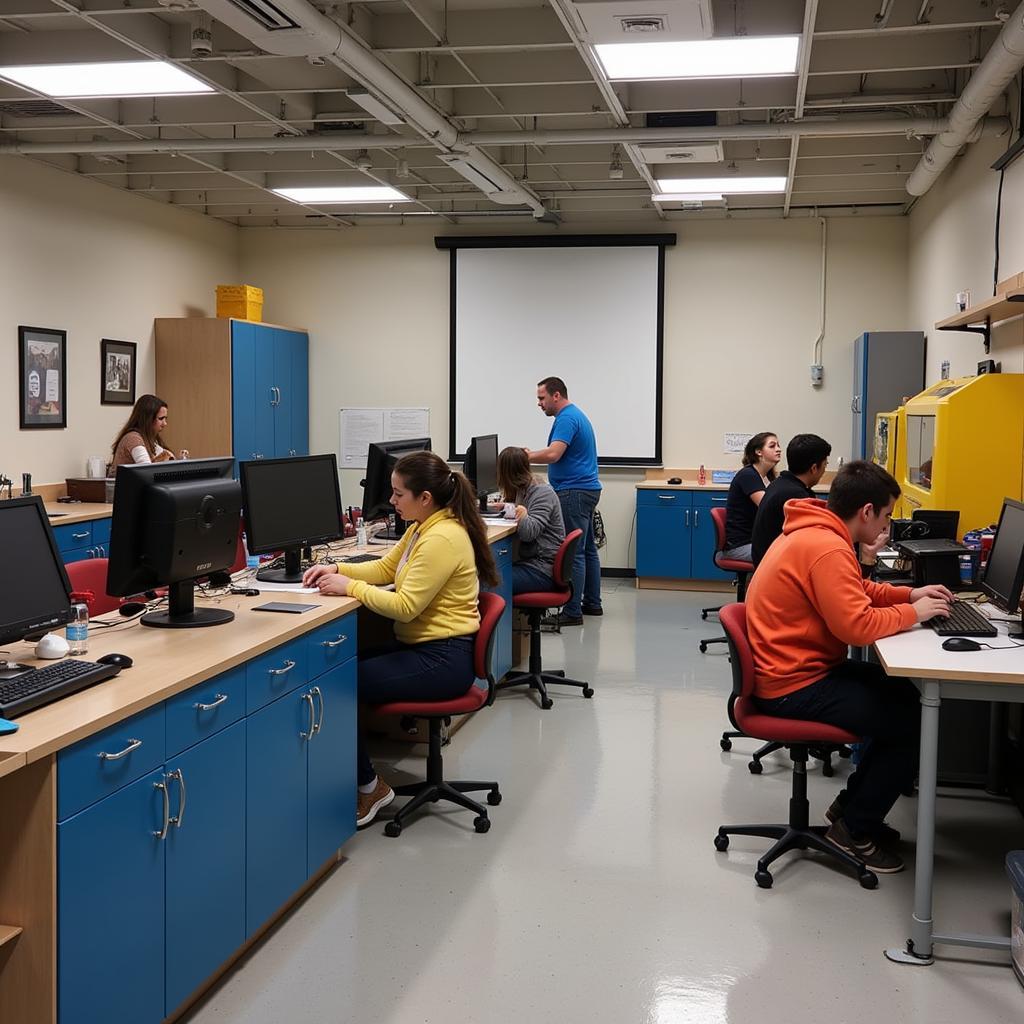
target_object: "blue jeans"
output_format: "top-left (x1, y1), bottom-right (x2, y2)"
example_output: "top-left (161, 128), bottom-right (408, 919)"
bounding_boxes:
top-left (556, 488), bottom-right (601, 618)
top-left (512, 562), bottom-right (557, 594)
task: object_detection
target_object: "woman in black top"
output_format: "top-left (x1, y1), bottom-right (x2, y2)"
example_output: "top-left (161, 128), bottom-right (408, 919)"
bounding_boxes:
top-left (722, 431), bottom-right (782, 561)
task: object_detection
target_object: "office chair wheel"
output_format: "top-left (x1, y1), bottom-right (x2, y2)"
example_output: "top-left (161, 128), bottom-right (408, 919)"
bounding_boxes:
top-left (714, 834), bottom-right (729, 852)
top-left (699, 641), bottom-right (708, 653)
top-left (754, 869), bottom-right (773, 889)
top-left (701, 610), bottom-right (709, 620)
top-left (541, 697), bottom-right (554, 710)
top-left (821, 759), bottom-right (834, 778)
top-left (720, 737), bottom-right (732, 751)
top-left (487, 790), bottom-right (502, 806)
top-left (583, 686), bottom-right (594, 698)
top-left (383, 821), bottom-right (402, 838)
top-left (858, 870), bottom-right (878, 890)
top-left (474, 815), bottom-right (490, 834)
top-left (748, 759), bottom-right (763, 775)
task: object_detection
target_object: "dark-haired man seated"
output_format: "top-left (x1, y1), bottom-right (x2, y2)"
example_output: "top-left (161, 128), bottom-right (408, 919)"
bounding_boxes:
top-left (744, 460), bottom-right (952, 874)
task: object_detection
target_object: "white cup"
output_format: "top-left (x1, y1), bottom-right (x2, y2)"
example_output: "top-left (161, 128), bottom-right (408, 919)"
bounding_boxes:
top-left (87, 455), bottom-right (106, 478)
top-left (503, 502), bottom-right (516, 520)
top-left (956, 290), bottom-right (970, 312)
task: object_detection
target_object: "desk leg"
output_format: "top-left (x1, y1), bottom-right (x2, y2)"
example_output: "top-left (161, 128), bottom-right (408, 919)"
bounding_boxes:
top-left (885, 679), bottom-right (940, 966)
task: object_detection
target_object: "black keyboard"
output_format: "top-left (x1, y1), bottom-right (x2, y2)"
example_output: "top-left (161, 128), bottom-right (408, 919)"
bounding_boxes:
top-left (0, 659), bottom-right (121, 719)
top-left (925, 600), bottom-right (997, 638)
top-left (339, 553), bottom-right (381, 564)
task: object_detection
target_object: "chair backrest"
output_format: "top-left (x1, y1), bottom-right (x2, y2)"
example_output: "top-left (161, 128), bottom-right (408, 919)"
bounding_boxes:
top-left (552, 528), bottom-right (583, 590)
top-left (711, 505), bottom-right (727, 553)
top-left (66, 558), bottom-right (121, 616)
top-left (719, 603), bottom-right (755, 701)
top-left (475, 590), bottom-right (506, 704)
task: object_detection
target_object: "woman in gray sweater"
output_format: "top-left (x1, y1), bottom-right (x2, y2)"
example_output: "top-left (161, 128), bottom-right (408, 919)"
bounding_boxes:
top-left (497, 446), bottom-right (566, 593)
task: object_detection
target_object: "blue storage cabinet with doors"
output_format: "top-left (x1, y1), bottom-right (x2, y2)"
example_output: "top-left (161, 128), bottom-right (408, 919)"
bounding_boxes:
top-left (635, 487), bottom-right (731, 583)
top-left (56, 612), bottom-right (357, 1024)
top-left (52, 515), bottom-right (112, 564)
top-left (486, 540), bottom-right (515, 678)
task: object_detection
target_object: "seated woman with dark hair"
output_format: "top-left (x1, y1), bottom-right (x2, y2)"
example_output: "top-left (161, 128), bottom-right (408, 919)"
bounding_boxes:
top-left (496, 446), bottom-right (566, 594)
top-left (722, 431), bottom-right (782, 562)
top-left (303, 451), bottom-right (499, 828)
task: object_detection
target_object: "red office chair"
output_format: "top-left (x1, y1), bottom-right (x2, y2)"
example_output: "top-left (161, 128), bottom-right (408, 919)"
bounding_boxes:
top-left (713, 603), bottom-right (876, 890)
top-left (496, 529), bottom-right (594, 709)
top-left (370, 591), bottom-right (505, 837)
top-left (699, 506), bottom-right (753, 654)
top-left (66, 558), bottom-right (122, 616)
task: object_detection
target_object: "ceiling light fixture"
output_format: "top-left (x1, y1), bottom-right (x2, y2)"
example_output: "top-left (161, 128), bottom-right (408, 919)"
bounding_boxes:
top-left (0, 60), bottom-right (214, 98)
top-left (652, 192), bottom-right (724, 202)
top-left (656, 176), bottom-right (788, 194)
top-left (595, 36), bottom-right (800, 81)
top-left (272, 186), bottom-right (412, 204)
top-left (345, 87), bottom-right (405, 126)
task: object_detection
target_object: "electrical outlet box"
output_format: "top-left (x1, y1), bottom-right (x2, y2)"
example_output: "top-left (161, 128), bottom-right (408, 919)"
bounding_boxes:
top-left (810, 364), bottom-right (824, 386)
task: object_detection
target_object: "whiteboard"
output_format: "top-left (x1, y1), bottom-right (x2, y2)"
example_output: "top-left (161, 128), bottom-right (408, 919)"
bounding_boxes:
top-left (339, 407), bottom-right (430, 470)
top-left (446, 241), bottom-right (668, 464)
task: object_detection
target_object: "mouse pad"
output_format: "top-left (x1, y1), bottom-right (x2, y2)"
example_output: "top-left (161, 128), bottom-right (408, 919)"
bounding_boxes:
top-left (253, 602), bottom-right (320, 614)
top-left (0, 718), bottom-right (19, 735)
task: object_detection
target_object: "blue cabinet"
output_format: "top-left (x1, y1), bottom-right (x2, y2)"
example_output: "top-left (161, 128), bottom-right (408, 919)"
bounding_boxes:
top-left (635, 489), bottom-right (729, 582)
top-left (487, 541), bottom-right (514, 678)
top-left (689, 493), bottom-right (731, 582)
top-left (52, 516), bottom-right (112, 564)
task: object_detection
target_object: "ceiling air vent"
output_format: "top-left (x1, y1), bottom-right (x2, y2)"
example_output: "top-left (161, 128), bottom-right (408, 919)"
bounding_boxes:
top-left (639, 141), bottom-right (723, 164)
top-left (572, 0), bottom-right (713, 43)
top-left (223, 0), bottom-right (298, 31)
top-left (619, 16), bottom-right (666, 33)
top-left (0, 100), bottom-right (77, 118)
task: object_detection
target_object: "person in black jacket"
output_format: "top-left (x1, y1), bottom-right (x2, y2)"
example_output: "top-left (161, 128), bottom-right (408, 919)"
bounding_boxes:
top-left (751, 433), bottom-right (831, 567)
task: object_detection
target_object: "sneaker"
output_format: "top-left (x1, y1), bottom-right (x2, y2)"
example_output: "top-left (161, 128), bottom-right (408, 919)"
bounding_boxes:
top-left (825, 818), bottom-right (904, 873)
top-left (356, 778), bottom-right (395, 827)
top-left (542, 613), bottom-right (584, 627)
top-left (824, 796), bottom-right (901, 844)
top-left (581, 605), bottom-right (603, 616)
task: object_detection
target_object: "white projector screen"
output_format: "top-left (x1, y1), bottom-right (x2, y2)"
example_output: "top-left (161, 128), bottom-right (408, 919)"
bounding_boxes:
top-left (440, 236), bottom-right (672, 464)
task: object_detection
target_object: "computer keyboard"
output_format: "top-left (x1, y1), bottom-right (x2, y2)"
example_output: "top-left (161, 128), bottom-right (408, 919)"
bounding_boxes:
top-left (339, 553), bottom-right (382, 564)
top-left (924, 600), bottom-right (997, 638)
top-left (0, 659), bottom-right (121, 719)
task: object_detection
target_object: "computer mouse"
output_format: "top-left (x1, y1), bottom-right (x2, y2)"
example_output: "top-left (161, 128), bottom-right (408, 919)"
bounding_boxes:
top-left (941, 637), bottom-right (983, 653)
top-left (119, 601), bottom-right (147, 617)
top-left (35, 633), bottom-right (70, 659)
top-left (667, 477), bottom-right (682, 485)
top-left (97, 652), bottom-right (133, 669)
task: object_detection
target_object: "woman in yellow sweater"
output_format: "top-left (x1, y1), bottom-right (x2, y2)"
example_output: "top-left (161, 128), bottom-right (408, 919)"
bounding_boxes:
top-left (303, 451), bottom-right (499, 827)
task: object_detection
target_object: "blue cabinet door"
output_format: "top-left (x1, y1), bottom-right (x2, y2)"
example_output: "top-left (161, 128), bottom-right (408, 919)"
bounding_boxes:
top-left (165, 721), bottom-right (246, 1015)
top-left (636, 506), bottom-right (691, 578)
top-left (271, 328), bottom-right (294, 459)
top-left (245, 688), bottom-right (309, 937)
top-left (689, 494), bottom-right (732, 581)
top-left (287, 330), bottom-right (309, 456)
top-left (58, 769), bottom-right (167, 1024)
top-left (306, 661), bottom-right (357, 874)
top-left (490, 542), bottom-right (514, 678)
top-left (232, 321), bottom-right (275, 462)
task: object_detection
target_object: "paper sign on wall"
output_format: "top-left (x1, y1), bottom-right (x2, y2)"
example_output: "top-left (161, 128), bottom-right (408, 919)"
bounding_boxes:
top-left (340, 407), bottom-right (430, 470)
top-left (723, 432), bottom-right (753, 454)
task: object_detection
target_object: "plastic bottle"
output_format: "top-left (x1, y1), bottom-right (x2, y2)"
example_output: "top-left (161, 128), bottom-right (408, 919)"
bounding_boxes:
top-left (66, 602), bottom-right (89, 656)
top-left (356, 517), bottom-right (367, 547)
top-left (242, 531), bottom-right (260, 570)
top-left (698, 464), bottom-right (706, 486)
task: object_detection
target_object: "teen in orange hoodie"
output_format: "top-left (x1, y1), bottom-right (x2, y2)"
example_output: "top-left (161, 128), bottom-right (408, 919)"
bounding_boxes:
top-left (745, 460), bottom-right (953, 873)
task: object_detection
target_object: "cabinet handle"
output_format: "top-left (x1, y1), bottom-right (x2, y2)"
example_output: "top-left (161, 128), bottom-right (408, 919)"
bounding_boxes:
top-left (300, 691), bottom-right (315, 739)
top-left (693, 509), bottom-right (699, 528)
top-left (269, 659), bottom-right (296, 677)
top-left (250, 452), bottom-right (257, 460)
top-left (321, 635), bottom-right (348, 648)
top-left (98, 738), bottom-right (142, 761)
top-left (194, 693), bottom-right (228, 712)
top-left (289, 449), bottom-right (296, 457)
top-left (497, 547), bottom-right (509, 556)
top-left (153, 780), bottom-right (170, 840)
top-left (269, 386), bottom-right (277, 406)
top-left (311, 685), bottom-right (324, 736)
top-left (168, 768), bottom-right (187, 828)
top-left (685, 509), bottom-right (690, 528)
top-left (72, 531), bottom-right (89, 540)
top-left (657, 494), bottom-right (676, 501)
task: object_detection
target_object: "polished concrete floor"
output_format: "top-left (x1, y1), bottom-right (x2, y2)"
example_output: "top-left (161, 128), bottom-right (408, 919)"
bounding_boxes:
top-left (184, 582), bottom-right (1024, 1024)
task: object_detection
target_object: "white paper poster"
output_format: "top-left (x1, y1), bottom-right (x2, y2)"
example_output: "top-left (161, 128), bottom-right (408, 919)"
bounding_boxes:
top-left (340, 407), bottom-right (430, 469)
top-left (723, 432), bottom-right (753, 454)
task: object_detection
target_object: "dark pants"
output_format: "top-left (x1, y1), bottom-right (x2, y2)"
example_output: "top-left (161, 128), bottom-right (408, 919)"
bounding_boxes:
top-left (556, 488), bottom-right (601, 617)
top-left (357, 636), bottom-right (476, 786)
top-left (512, 562), bottom-right (557, 594)
top-left (756, 660), bottom-right (920, 836)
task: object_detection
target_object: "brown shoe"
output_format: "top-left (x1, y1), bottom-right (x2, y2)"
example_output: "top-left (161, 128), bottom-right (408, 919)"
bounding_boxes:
top-left (825, 797), bottom-right (901, 844)
top-left (356, 778), bottom-right (394, 827)
top-left (825, 817), bottom-right (904, 874)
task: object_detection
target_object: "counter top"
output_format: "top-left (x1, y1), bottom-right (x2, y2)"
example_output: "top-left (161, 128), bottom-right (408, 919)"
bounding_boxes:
top-left (44, 501), bottom-right (112, 526)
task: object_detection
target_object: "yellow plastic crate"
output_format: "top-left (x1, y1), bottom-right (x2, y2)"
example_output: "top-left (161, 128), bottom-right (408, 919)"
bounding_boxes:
top-left (216, 284), bottom-right (264, 321)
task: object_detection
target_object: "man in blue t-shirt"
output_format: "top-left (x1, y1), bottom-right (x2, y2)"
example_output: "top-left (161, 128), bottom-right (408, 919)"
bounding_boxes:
top-left (526, 376), bottom-right (602, 624)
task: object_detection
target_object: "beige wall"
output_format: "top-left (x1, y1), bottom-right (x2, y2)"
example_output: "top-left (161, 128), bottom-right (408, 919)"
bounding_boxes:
top-left (0, 156), bottom-right (238, 486)
top-left (241, 215), bottom-right (910, 568)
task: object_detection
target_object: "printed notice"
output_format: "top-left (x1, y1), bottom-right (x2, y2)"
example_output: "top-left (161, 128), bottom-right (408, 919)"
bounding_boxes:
top-left (340, 407), bottom-right (430, 469)
top-left (723, 432), bottom-right (753, 454)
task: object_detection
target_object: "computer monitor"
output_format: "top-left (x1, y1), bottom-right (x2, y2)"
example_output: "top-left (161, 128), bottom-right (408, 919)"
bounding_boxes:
top-left (240, 455), bottom-right (344, 584)
top-left (912, 508), bottom-right (960, 541)
top-left (107, 458), bottom-right (241, 629)
top-left (463, 433), bottom-right (499, 512)
top-left (0, 496), bottom-right (73, 648)
top-left (980, 498), bottom-right (1024, 614)
top-left (361, 437), bottom-right (432, 542)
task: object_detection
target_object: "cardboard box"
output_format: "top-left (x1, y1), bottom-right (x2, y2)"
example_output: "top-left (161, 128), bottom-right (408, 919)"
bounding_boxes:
top-left (216, 284), bottom-right (263, 321)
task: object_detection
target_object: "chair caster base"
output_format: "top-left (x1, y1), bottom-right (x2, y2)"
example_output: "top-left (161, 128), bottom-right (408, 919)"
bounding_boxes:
top-left (583, 686), bottom-right (594, 698)
top-left (541, 697), bottom-right (554, 710)
top-left (474, 815), bottom-right (490, 833)
top-left (487, 789), bottom-right (502, 806)
top-left (384, 821), bottom-right (402, 838)
top-left (714, 833), bottom-right (729, 852)
top-left (755, 869), bottom-right (773, 889)
top-left (699, 642), bottom-right (708, 653)
top-left (720, 737), bottom-right (732, 751)
top-left (859, 870), bottom-right (879, 890)
top-left (748, 759), bottom-right (763, 775)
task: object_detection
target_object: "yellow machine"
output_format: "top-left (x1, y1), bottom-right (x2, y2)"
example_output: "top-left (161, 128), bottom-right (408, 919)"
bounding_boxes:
top-left (901, 373), bottom-right (1024, 536)
top-left (874, 407), bottom-right (910, 519)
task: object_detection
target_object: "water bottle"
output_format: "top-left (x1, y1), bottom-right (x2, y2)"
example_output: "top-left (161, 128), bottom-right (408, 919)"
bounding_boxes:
top-left (242, 531), bottom-right (259, 570)
top-left (66, 603), bottom-right (89, 656)
top-left (356, 517), bottom-right (367, 547)
top-left (698, 464), bottom-right (706, 486)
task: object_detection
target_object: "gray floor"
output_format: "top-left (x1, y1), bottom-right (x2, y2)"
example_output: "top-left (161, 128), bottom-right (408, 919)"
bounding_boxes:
top-left (184, 582), bottom-right (1024, 1024)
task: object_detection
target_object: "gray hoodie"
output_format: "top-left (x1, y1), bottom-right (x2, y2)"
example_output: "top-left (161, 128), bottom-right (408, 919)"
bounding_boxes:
top-left (515, 480), bottom-right (566, 578)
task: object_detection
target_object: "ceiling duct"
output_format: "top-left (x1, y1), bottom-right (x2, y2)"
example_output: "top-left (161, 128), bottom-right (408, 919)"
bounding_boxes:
top-left (220, 0), bottom-right (298, 33)
top-left (571, 0), bottom-right (713, 42)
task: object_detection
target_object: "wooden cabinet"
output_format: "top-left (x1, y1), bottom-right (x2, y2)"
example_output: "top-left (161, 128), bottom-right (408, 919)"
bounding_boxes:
top-left (155, 318), bottom-right (309, 465)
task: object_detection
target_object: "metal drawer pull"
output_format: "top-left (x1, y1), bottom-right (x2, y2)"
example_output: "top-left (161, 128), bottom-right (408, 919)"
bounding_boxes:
top-left (321, 635), bottom-right (348, 648)
top-left (657, 494), bottom-right (676, 501)
top-left (153, 780), bottom-right (170, 840)
top-left (72, 531), bottom-right (89, 540)
top-left (194, 693), bottom-right (228, 712)
top-left (168, 768), bottom-right (187, 828)
top-left (300, 691), bottom-right (315, 739)
top-left (497, 547), bottom-right (509, 556)
top-left (694, 509), bottom-right (700, 528)
top-left (311, 685), bottom-right (324, 735)
top-left (269, 659), bottom-right (296, 676)
top-left (98, 738), bottom-right (142, 761)
top-left (685, 509), bottom-right (690, 528)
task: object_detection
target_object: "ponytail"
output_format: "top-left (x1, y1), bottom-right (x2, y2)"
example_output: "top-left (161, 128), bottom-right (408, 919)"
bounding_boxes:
top-left (393, 452), bottom-right (500, 587)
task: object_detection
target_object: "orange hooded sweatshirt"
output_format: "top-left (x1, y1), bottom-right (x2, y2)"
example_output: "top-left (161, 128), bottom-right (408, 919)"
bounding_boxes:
top-left (745, 498), bottom-right (916, 699)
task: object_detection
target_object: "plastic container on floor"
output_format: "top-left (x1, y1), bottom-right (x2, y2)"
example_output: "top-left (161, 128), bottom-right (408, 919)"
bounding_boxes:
top-left (1007, 851), bottom-right (1024, 989)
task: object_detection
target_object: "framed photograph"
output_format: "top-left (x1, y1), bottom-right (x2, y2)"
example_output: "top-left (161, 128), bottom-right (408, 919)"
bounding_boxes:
top-left (100, 338), bottom-right (137, 406)
top-left (19, 325), bottom-right (67, 429)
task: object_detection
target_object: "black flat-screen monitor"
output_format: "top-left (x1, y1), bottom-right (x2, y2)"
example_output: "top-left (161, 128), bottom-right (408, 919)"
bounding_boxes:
top-left (981, 498), bottom-right (1024, 614)
top-left (240, 454), bottom-right (343, 584)
top-left (0, 496), bottom-right (73, 647)
top-left (912, 508), bottom-right (960, 541)
top-left (361, 437), bottom-right (432, 542)
top-left (463, 433), bottom-right (498, 512)
top-left (107, 458), bottom-right (240, 629)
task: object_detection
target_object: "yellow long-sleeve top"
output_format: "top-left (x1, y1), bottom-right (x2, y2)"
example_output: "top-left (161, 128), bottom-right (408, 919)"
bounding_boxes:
top-left (340, 508), bottom-right (481, 645)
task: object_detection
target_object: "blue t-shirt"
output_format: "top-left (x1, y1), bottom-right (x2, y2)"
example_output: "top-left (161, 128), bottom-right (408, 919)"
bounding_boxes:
top-left (547, 404), bottom-right (601, 492)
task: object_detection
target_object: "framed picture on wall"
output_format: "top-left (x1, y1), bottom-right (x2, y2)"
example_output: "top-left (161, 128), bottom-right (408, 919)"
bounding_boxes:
top-left (100, 338), bottom-right (137, 406)
top-left (19, 325), bottom-right (67, 429)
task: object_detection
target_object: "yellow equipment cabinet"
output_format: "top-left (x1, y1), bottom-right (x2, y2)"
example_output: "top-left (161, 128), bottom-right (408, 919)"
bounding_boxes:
top-left (874, 407), bottom-right (910, 519)
top-left (902, 374), bottom-right (1024, 535)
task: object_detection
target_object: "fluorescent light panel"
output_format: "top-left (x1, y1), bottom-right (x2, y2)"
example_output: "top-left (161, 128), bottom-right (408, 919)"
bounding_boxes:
top-left (595, 36), bottom-right (799, 80)
top-left (656, 177), bottom-right (787, 195)
top-left (0, 60), bottom-right (213, 98)
top-left (652, 193), bottom-right (724, 202)
top-left (272, 186), bottom-right (412, 204)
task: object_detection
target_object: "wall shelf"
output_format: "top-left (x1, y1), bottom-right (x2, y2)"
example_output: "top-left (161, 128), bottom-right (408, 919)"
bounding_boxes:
top-left (0, 925), bottom-right (23, 949)
top-left (935, 289), bottom-right (1024, 353)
